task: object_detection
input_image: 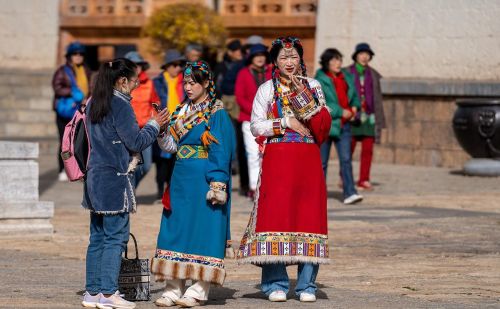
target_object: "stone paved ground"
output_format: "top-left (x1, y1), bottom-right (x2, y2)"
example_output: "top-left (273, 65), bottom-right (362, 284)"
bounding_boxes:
top-left (1, 155), bottom-right (499, 308)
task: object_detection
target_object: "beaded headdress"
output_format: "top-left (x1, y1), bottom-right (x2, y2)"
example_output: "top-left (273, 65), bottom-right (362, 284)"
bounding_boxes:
top-left (271, 36), bottom-right (302, 50)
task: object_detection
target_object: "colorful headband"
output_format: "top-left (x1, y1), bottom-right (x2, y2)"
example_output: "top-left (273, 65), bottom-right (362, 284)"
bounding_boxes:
top-left (184, 61), bottom-right (211, 78)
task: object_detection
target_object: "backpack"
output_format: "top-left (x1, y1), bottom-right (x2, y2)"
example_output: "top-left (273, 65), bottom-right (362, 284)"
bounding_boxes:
top-left (60, 99), bottom-right (91, 181)
top-left (56, 66), bottom-right (85, 119)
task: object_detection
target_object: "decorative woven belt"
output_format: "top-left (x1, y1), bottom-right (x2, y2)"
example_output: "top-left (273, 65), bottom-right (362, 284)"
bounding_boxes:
top-left (176, 145), bottom-right (208, 160)
top-left (267, 132), bottom-right (315, 144)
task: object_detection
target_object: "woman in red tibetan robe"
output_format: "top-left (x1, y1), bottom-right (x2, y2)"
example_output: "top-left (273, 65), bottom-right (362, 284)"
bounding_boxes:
top-left (237, 37), bottom-right (331, 303)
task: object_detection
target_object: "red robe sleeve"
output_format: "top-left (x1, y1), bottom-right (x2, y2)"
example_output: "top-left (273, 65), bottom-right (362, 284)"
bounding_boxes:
top-left (306, 107), bottom-right (331, 146)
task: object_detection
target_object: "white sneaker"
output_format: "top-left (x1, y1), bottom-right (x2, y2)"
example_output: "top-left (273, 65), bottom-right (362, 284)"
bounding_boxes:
top-left (155, 295), bottom-right (176, 307)
top-left (82, 291), bottom-right (101, 307)
top-left (175, 296), bottom-right (205, 307)
top-left (96, 291), bottom-right (136, 309)
top-left (299, 292), bottom-right (316, 302)
top-left (268, 290), bottom-right (287, 302)
top-left (58, 171), bottom-right (68, 181)
top-left (344, 194), bottom-right (363, 205)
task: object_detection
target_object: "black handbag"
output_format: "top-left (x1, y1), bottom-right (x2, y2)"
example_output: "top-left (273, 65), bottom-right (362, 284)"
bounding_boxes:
top-left (118, 233), bottom-right (151, 301)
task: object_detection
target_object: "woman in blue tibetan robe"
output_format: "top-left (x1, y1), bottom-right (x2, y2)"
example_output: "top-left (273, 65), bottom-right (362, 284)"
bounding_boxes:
top-left (151, 61), bottom-right (235, 308)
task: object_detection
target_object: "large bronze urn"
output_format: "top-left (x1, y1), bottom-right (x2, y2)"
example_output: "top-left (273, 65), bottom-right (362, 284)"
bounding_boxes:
top-left (452, 98), bottom-right (500, 175)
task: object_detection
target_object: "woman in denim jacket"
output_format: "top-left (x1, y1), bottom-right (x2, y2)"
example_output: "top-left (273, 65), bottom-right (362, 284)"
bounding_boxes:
top-left (81, 58), bottom-right (170, 309)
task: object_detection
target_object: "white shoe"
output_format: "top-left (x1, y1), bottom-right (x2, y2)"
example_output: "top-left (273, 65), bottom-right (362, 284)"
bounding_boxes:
top-left (344, 194), bottom-right (363, 205)
top-left (154, 295), bottom-right (176, 307)
top-left (175, 296), bottom-right (205, 307)
top-left (299, 292), bottom-right (316, 302)
top-left (82, 291), bottom-right (101, 307)
top-left (268, 290), bottom-right (287, 302)
top-left (96, 291), bottom-right (136, 309)
top-left (58, 171), bottom-right (68, 181)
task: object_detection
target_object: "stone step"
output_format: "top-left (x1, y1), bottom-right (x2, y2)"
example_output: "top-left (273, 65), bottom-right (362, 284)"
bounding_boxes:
top-left (1, 137), bottom-right (60, 155)
top-left (0, 70), bottom-right (53, 87)
top-left (0, 141), bottom-right (38, 159)
top-left (0, 201), bottom-right (54, 219)
top-left (0, 218), bottom-right (53, 239)
top-left (0, 84), bottom-right (53, 99)
top-left (0, 122), bottom-right (58, 138)
top-left (0, 96), bottom-right (53, 110)
top-left (0, 70), bottom-right (65, 141)
top-left (0, 109), bottom-right (55, 123)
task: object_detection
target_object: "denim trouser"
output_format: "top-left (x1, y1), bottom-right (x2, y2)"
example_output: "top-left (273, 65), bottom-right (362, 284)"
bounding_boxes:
top-left (320, 123), bottom-right (358, 198)
top-left (133, 145), bottom-right (153, 188)
top-left (86, 212), bottom-right (130, 294)
top-left (261, 263), bottom-right (319, 296)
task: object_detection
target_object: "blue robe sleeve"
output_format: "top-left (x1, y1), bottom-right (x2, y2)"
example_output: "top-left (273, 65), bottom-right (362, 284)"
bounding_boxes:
top-left (206, 108), bottom-right (236, 247)
top-left (206, 109), bottom-right (236, 185)
top-left (113, 99), bottom-right (159, 153)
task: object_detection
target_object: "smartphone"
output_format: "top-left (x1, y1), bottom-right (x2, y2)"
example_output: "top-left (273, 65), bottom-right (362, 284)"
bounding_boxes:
top-left (152, 102), bottom-right (162, 113)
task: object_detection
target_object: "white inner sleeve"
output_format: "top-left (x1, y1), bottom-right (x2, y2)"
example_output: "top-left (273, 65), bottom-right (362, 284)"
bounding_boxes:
top-left (157, 134), bottom-right (177, 153)
top-left (250, 82), bottom-right (276, 137)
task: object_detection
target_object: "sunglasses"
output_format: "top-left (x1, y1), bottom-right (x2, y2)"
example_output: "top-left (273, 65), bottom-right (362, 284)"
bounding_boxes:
top-left (72, 52), bottom-right (84, 56)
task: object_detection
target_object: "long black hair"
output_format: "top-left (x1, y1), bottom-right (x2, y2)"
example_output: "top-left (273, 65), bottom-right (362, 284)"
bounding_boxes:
top-left (89, 58), bottom-right (137, 123)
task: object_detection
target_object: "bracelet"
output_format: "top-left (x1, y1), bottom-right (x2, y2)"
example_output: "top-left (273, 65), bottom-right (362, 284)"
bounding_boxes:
top-left (210, 181), bottom-right (227, 192)
top-left (280, 117), bottom-right (287, 129)
top-left (272, 119), bottom-right (283, 135)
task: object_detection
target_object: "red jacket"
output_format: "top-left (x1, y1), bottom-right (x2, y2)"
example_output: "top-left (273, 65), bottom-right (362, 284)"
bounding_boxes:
top-left (234, 66), bottom-right (272, 122)
top-left (130, 71), bottom-right (160, 128)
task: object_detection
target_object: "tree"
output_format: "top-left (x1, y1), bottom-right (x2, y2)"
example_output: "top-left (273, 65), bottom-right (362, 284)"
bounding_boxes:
top-left (142, 3), bottom-right (227, 54)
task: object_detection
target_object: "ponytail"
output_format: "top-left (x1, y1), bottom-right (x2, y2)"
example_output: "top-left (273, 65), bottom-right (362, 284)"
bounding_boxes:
top-left (89, 58), bottom-right (137, 123)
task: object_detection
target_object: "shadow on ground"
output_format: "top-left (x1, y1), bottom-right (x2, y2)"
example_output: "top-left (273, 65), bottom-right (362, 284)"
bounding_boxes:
top-left (241, 282), bottom-right (329, 300)
top-left (136, 194), bottom-right (159, 205)
top-left (39, 168), bottom-right (58, 195)
top-left (330, 206), bottom-right (500, 221)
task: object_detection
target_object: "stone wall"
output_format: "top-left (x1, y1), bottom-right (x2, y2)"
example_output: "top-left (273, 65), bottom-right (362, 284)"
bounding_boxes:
top-left (0, 0), bottom-right (59, 69)
top-left (315, 0), bottom-right (500, 80)
top-left (373, 96), bottom-right (468, 168)
top-left (0, 69), bottom-right (58, 154)
top-left (357, 79), bottom-right (500, 168)
top-left (316, 0), bottom-right (500, 168)
top-left (0, 0), bottom-right (59, 151)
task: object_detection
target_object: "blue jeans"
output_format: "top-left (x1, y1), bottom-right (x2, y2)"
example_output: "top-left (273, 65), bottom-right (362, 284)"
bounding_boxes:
top-left (320, 123), bottom-right (358, 198)
top-left (134, 145), bottom-right (153, 187)
top-left (261, 263), bottom-right (319, 296)
top-left (86, 212), bottom-right (130, 295)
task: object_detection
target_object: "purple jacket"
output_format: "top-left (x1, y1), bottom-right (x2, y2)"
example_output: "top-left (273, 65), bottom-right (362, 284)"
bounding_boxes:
top-left (348, 64), bottom-right (386, 142)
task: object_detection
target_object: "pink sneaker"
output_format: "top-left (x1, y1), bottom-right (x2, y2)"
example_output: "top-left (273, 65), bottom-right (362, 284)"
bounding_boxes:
top-left (96, 291), bottom-right (135, 309)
